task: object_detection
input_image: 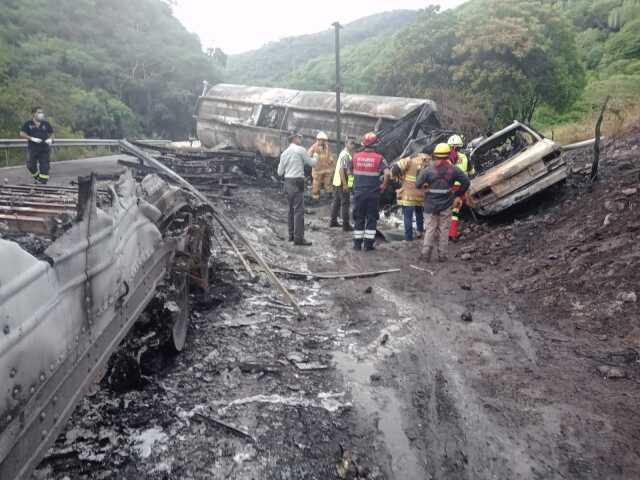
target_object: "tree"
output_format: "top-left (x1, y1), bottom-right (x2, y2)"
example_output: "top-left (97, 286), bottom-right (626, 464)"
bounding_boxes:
top-left (453, 0), bottom-right (586, 126)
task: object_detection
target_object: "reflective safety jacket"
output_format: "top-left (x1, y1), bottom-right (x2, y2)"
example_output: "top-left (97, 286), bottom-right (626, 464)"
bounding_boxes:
top-left (393, 153), bottom-right (430, 207)
top-left (333, 148), bottom-right (353, 188)
top-left (451, 151), bottom-right (475, 187)
top-left (352, 149), bottom-right (386, 194)
top-left (309, 143), bottom-right (335, 175)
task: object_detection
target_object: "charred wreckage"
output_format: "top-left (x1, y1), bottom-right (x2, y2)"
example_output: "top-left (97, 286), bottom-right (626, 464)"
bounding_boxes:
top-left (0, 156), bottom-right (212, 479)
top-left (0, 84), bottom-right (593, 478)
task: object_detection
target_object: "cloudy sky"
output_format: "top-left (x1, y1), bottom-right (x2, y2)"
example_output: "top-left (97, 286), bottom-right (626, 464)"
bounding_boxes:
top-left (173, 0), bottom-right (466, 54)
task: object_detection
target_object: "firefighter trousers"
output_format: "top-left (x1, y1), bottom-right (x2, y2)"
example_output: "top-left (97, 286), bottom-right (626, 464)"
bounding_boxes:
top-left (312, 170), bottom-right (333, 199)
top-left (352, 191), bottom-right (379, 248)
top-left (26, 147), bottom-right (51, 184)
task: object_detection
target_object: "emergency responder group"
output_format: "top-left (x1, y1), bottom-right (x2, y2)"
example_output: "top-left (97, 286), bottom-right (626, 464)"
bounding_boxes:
top-left (277, 130), bottom-right (473, 260)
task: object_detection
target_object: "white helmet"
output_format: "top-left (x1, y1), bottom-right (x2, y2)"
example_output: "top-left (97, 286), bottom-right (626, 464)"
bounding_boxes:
top-left (316, 131), bottom-right (329, 141)
top-left (447, 134), bottom-right (464, 148)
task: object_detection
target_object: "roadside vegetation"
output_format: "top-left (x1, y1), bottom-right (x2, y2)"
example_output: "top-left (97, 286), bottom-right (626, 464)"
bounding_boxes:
top-left (227, 0), bottom-right (640, 142)
top-left (0, 0), bottom-right (221, 141)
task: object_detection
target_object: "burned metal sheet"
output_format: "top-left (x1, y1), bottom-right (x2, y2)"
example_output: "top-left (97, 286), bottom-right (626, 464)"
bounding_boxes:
top-left (195, 83), bottom-right (437, 158)
top-left (0, 170), bottom-right (211, 479)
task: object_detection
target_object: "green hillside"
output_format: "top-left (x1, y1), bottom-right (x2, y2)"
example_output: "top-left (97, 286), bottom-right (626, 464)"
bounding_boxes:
top-left (225, 1), bottom-right (640, 141)
top-left (225, 10), bottom-right (419, 87)
top-left (0, 0), bottom-right (221, 139)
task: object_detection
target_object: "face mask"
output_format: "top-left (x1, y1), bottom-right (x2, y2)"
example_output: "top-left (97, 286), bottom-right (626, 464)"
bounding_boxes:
top-left (35, 113), bottom-right (45, 121)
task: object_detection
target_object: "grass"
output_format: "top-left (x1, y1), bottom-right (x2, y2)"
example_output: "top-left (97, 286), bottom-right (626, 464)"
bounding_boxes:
top-left (540, 103), bottom-right (640, 145)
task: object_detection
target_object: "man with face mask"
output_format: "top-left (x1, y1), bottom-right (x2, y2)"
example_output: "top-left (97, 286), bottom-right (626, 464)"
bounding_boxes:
top-left (20, 107), bottom-right (55, 184)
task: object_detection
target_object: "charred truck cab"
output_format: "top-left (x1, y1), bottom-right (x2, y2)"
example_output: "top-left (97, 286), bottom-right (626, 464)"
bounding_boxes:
top-left (467, 121), bottom-right (567, 215)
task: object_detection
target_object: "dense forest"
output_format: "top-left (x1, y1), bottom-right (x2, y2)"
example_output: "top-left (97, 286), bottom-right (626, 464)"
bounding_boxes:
top-left (0, 0), bottom-right (221, 139)
top-left (1, 0), bottom-right (638, 142)
top-left (226, 0), bottom-right (640, 138)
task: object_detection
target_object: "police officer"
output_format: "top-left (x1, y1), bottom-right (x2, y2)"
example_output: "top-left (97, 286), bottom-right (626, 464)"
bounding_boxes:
top-left (20, 107), bottom-right (54, 184)
top-left (351, 132), bottom-right (390, 251)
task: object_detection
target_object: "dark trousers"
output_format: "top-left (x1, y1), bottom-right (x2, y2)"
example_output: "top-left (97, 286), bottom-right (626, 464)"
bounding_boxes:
top-left (352, 191), bottom-right (379, 247)
top-left (284, 178), bottom-right (305, 242)
top-left (27, 147), bottom-right (50, 183)
top-left (403, 205), bottom-right (424, 241)
top-left (330, 188), bottom-right (350, 227)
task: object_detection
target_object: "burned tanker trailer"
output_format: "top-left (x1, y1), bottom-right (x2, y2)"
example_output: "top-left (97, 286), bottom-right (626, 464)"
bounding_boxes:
top-left (0, 170), bottom-right (212, 479)
top-left (194, 83), bottom-right (441, 160)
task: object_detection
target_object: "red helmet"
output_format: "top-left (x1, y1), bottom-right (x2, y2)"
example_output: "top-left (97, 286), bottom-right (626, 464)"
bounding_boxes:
top-left (362, 132), bottom-right (378, 147)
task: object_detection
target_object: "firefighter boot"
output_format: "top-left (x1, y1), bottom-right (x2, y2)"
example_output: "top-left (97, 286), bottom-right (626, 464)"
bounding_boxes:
top-left (353, 239), bottom-right (363, 251)
top-left (363, 239), bottom-right (376, 251)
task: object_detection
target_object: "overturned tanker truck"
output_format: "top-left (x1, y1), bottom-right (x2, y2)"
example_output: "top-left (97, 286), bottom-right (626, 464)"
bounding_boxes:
top-left (0, 170), bottom-right (211, 479)
top-left (195, 83), bottom-right (574, 215)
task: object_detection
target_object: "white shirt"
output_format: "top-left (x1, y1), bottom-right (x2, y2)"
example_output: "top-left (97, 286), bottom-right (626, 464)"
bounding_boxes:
top-left (277, 143), bottom-right (317, 178)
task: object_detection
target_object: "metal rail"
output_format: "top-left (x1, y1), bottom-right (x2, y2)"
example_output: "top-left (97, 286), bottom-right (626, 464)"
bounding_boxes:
top-left (0, 139), bottom-right (170, 149)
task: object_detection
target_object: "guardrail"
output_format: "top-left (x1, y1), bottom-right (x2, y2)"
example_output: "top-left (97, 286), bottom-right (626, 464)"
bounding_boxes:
top-left (0, 139), bottom-right (172, 167)
top-left (0, 138), bottom-right (171, 149)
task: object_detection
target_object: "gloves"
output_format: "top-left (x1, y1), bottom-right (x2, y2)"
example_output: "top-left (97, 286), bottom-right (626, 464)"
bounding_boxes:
top-left (45, 138), bottom-right (53, 146)
top-left (29, 137), bottom-right (43, 144)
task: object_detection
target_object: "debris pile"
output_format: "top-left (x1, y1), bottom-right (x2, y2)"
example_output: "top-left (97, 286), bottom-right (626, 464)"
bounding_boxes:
top-left (127, 141), bottom-right (259, 200)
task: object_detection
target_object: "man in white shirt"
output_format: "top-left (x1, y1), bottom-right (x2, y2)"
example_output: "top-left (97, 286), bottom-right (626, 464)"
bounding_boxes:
top-left (277, 131), bottom-right (317, 246)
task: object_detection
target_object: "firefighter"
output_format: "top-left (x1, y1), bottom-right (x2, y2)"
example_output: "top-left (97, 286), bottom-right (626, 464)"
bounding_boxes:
top-left (447, 134), bottom-right (475, 240)
top-left (19, 107), bottom-right (54, 184)
top-left (391, 152), bottom-right (430, 241)
top-left (351, 132), bottom-right (390, 251)
top-left (416, 143), bottom-right (470, 262)
top-left (329, 137), bottom-right (355, 231)
top-left (308, 131), bottom-right (335, 200)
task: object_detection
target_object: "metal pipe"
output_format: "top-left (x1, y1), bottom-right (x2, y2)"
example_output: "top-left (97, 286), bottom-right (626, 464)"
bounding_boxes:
top-left (333, 21), bottom-right (343, 156)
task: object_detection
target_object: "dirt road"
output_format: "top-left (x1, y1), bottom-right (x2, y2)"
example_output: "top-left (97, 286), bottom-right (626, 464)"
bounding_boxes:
top-left (28, 138), bottom-right (639, 479)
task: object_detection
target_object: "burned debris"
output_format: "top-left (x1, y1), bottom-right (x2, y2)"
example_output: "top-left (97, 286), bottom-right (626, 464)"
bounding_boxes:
top-left (0, 167), bottom-right (213, 480)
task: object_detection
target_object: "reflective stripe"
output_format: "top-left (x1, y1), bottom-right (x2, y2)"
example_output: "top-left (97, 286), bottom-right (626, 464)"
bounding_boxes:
top-left (405, 175), bottom-right (417, 182)
top-left (38, 174), bottom-right (49, 179)
top-left (429, 189), bottom-right (450, 194)
top-left (364, 230), bottom-right (377, 239)
top-left (32, 172), bottom-right (39, 178)
top-left (353, 171), bottom-right (381, 177)
top-left (353, 230), bottom-right (365, 240)
top-left (347, 175), bottom-right (354, 188)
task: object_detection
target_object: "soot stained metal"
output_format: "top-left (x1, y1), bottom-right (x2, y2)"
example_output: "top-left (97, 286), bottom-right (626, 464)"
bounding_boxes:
top-left (0, 169), bottom-right (212, 479)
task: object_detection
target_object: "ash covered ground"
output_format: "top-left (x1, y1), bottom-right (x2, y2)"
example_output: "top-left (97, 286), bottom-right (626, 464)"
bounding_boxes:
top-left (34, 131), bottom-right (640, 479)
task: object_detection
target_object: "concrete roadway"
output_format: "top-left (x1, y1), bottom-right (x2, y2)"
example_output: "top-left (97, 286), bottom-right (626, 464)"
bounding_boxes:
top-left (0, 155), bottom-right (130, 186)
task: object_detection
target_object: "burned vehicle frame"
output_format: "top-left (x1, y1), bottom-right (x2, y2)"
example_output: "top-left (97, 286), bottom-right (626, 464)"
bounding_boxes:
top-left (0, 170), bottom-right (211, 479)
top-left (195, 83), bottom-right (440, 159)
top-left (466, 121), bottom-right (567, 216)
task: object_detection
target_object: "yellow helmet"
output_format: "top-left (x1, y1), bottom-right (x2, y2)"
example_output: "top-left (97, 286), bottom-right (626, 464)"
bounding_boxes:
top-left (433, 143), bottom-right (451, 158)
top-left (447, 135), bottom-right (464, 148)
top-left (316, 131), bottom-right (329, 141)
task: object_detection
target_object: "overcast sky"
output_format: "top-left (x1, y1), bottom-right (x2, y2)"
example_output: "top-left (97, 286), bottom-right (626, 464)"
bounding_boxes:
top-left (173, 0), bottom-right (466, 54)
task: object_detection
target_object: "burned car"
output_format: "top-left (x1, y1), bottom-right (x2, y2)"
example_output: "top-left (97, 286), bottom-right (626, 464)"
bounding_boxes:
top-left (466, 121), bottom-right (567, 215)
